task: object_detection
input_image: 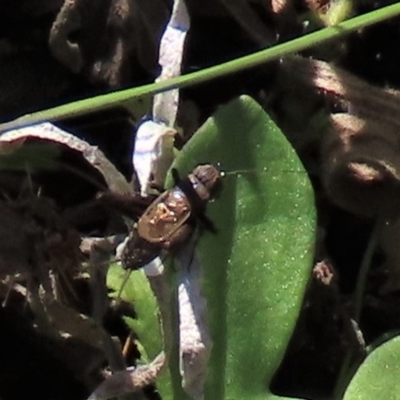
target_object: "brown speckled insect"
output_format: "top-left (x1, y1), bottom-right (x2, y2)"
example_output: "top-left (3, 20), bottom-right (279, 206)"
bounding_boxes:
top-left (137, 163), bottom-right (221, 248)
top-left (116, 164), bottom-right (221, 270)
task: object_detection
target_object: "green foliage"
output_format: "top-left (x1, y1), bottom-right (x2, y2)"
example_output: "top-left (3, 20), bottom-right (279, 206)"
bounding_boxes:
top-left (2, 3), bottom-right (400, 131)
top-left (107, 266), bottom-right (162, 361)
top-left (2, 3), bottom-right (400, 398)
top-left (106, 96), bottom-right (316, 399)
top-left (169, 96), bottom-right (316, 399)
top-left (344, 335), bottom-right (400, 400)
top-left (107, 265), bottom-right (174, 398)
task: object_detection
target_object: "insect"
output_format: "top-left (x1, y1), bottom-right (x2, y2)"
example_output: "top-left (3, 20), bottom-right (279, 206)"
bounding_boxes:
top-left (121, 164), bottom-right (221, 270)
top-left (106, 164), bottom-right (307, 270)
top-left (138, 164), bottom-right (221, 245)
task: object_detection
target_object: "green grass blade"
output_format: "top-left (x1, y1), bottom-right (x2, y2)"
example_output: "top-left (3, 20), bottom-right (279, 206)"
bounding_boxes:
top-left (1, 3), bottom-right (400, 131)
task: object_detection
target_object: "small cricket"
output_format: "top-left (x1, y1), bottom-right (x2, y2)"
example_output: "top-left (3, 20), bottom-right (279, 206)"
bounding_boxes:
top-left (121, 164), bottom-right (222, 270)
top-left (100, 163), bottom-right (307, 270)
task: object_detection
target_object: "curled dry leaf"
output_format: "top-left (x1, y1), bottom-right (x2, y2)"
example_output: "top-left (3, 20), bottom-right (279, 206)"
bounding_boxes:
top-left (323, 113), bottom-right (400, 217)
top-left (0, 122), bottom-right (133, 195)
top-left (87, 352), bottom-right (165, 400)
top-left (49, 0), bottom-right (169, 86)
top-left (280, 56), bottom-right (400, 217)
top-left (49, 0), bottom-right (83, 74)
top-left (280, 55), bottom-right (400, 130)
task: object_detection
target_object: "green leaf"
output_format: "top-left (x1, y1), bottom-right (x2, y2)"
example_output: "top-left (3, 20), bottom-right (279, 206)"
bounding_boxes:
top-left (107, 264), bottom-right (174, 398)
top-left (169, 95), bottom-right (316, 399)
top-left (107, 266), bottom-right (162, 360)
top-left (344, 335), bottom-right (400, 400)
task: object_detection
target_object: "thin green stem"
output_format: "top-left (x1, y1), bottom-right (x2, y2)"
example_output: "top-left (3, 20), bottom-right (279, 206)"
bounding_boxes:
top-left (333, 217), bottom-right (386, 399)
top-left (334, 351), bottom-right (353, 400)
top-left (1, 3), bottom-right (400, 132)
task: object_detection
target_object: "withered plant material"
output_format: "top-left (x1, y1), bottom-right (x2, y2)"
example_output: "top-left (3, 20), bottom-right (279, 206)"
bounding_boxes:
top-left (88, 352), bottom-right (165, 400)
top-left (0, 192), bottom-right (108, 391)
top-left (323, 114), bottom-right (400, 217)
top-left (0, 123), bottom-right (133, 195)
top-left (279, 56), bottom-right (400, 217)
top-left (176, 235), bottom-right (211, 400)
top-left (0, 193), bottom-right (82, 310)
top-left (49, 0), bottom-right (170, 87)
top-left (49, 0), bottom-right (83, 74)
top-left (0, 278), bottom-right (107, 391)
top-left (0, 123), bottom-right (141, 396)
top-left (280, 56), bottom-right (400, 130)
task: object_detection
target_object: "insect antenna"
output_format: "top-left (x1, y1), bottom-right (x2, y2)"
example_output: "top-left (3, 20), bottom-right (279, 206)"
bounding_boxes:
top-left (221, 167), bottom-right (309, 177)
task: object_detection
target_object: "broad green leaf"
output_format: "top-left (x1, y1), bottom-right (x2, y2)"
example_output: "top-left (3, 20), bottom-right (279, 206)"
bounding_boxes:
top-left (344, 335), bottom-right (400, 400)
top-left (169, 95), bottom-right (316, 399)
